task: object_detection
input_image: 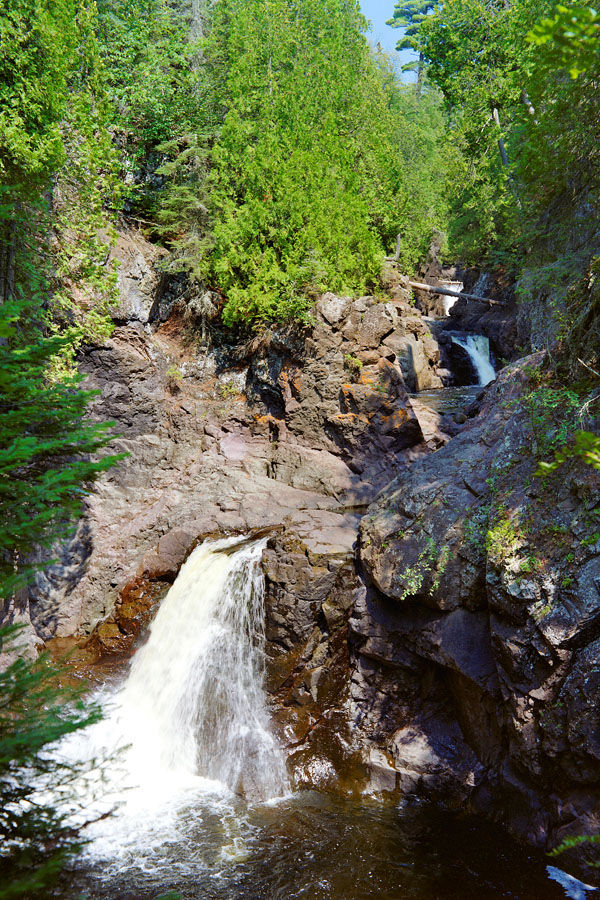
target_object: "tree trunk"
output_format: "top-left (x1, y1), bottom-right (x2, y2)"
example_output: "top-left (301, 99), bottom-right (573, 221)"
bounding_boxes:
top-left (492, 107), bottom-right (509, 168)
top-left (394, 234), bottom-right (402, 262)
top-left (1, 217), bottom-right (17, 305)
top-left (407, 280), bottom-right (503, 305)
top-left (415, 52), bottom-right (424, 99)
top-left (492, 107), bottom-right (522, 210)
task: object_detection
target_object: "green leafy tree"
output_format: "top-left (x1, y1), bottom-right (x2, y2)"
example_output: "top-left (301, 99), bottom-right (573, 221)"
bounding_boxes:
top-left (48, 3), bottom-right (125, 375)
top-left (528, 3), bottom-right (600, 79)
top-left (419, 0), bottom-right (600, 284)
top-left (0, 0), bottom-right (79, 305)
top-left (420, 0), bottom-right (531, 190)
top-left (91, 0), bottom-right (456, 331)
top-left (417, 0), bottom-right (563, 264)
top-left (95, 0), bottom-right (207, 213)
top-left (1, 0), bottom-right (122, 373)
top-left (386, 0), bottom-right (438, 95)
top-left (0, 0), bottom-right (78, 196)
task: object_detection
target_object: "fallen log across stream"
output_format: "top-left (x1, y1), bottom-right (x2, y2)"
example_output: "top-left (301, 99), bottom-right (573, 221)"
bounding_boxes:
top-left (407, 280), bottom-right (504, 306)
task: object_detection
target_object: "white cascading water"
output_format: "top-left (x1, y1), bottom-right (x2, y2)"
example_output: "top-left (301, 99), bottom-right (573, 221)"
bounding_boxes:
top-left (117, 534), bottom-right (287, 798)
top-left (441, 280), bottom-right (464, 315)
top-left (451, 334), bottom-right (496, 386)
top-left (56, 535), bottom-right (288, 871)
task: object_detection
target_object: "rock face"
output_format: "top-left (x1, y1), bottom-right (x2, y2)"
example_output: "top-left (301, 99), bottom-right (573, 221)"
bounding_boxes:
top-left (262, 530), bottom-right (366, 792)
top-left (243, 284), bottom-right (449, 484)
top-left (10, 230), bottom-right (449, 649)
top-left (110, 228), bottom-right (167, 324)
top-left (7, 224), bottom-right (600, 880)
top-left (359, 355), bottom-right (600, 866)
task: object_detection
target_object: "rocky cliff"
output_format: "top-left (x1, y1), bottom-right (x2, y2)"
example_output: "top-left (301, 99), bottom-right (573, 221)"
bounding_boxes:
top-left (9, 225), bottom-right (599, 877)
top-left (360, 356), bottom-right (600, 863)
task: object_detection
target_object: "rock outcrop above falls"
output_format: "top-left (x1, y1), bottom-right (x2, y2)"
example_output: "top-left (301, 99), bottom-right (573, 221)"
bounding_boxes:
top-left (16, 229), bottom-right (452, 649)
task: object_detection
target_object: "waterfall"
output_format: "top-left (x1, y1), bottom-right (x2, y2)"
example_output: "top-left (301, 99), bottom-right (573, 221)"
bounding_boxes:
top-left (443, 295), bottom-right (457, 316)
top-left (117, 535), bottom-right (288, 799)
top-left (55, 535), bottom-right (288, 869)
top-left (441, 280), bottom-right (464, 315)
top-left (451, 334), bottom-right (495, 386)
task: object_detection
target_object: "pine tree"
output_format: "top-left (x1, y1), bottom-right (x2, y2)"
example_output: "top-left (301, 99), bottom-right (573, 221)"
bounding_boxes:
top-left (0, 625), bottom-right (103, 900)
top-left (386, 0), bottom-right (437, 96)
top-left (201, 0), bottom-right (416, 325)
top-left (0, 299), bottom-right (122, 597)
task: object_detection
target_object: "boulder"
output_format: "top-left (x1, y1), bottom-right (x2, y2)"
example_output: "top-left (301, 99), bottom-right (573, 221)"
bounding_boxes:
top-left (383, 333), bottom-right (443, 392)
top-left (316, 293), bottom-right (352, 327)
top-left (137, 529), bottom-right (196, 581)
top-left (110, 229), bottom-right (166, 323)
top-left (355, 302), bottom-right (397, 349)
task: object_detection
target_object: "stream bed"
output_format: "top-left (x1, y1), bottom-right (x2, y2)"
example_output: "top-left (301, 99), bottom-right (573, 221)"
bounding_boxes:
top-left (409, 385), bottom-right (482, 417)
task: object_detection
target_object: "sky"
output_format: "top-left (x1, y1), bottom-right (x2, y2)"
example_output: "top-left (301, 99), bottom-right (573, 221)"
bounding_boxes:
top-left (359, 0), bottom-right (416, 78)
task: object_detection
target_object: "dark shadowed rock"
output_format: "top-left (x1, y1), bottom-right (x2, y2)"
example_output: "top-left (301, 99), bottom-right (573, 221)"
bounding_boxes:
top-left (359, 354), bottom-right (600, 872)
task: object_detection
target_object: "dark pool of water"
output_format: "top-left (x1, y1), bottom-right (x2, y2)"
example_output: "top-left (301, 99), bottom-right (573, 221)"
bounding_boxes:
top-left (63, 791), bottom-right (568, 900)
top-left (410, 385), bottom-right (482, 418)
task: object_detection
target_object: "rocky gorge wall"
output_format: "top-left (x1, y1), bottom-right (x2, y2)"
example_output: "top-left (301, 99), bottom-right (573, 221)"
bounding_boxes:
top-left (7, 225), bottom-right (599, 878)
top-left (360, 358), bottom-right (600, 864)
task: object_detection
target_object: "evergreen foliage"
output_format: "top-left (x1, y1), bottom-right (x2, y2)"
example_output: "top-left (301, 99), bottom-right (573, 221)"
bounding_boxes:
top-left (0, 0), bottom-right (78, 193)
top-left (386, 0), bottom-right (437, 89)
top-left (0, 0), bottom-right (123, 597)
top-left (0, 625), bottom-right (103, 900)
top-left (95, 0), bottom-right (208, 210)
top-left (417, 0), bottom-right (600, 362)
top-left (1, 0), bottom-right (121, 369)
top-left (92, 0), bottom-right (455, 329)
top-left (200, 0), bottom-right (447, 325)
top-left (528, 3), bottom-right (600, 79)
top-left (0, 7), bottom-right (122, 891)
top-left (0, 298), bottom-right (122, 597)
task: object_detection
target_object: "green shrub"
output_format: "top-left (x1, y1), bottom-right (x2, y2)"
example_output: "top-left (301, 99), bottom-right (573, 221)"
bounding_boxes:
top-left (522, 386), bottom-right (581, 459)
top-left (486, 513), bottom-right (525, 565)
top-left (344, 354), bottom-right (363, 379)
top-left (166, 363), bottom-right (183, 393)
